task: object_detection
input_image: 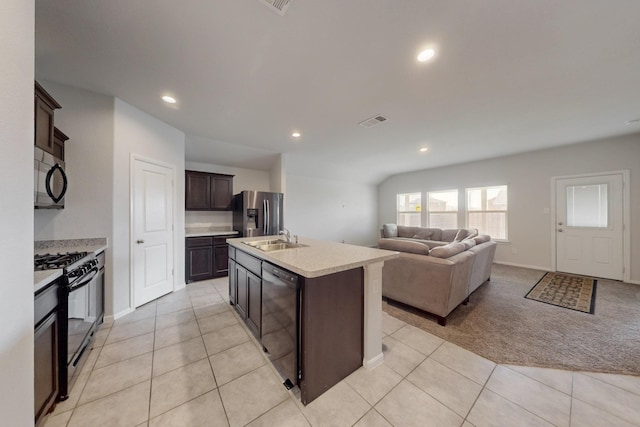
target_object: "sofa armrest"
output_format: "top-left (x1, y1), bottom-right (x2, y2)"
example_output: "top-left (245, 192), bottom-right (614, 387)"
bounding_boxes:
top-left (382, 251), bottom-right (474, 318)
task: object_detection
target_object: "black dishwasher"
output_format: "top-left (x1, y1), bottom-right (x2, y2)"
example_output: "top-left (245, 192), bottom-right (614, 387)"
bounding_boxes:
top-left (261, 262), bottom-right (300, 389)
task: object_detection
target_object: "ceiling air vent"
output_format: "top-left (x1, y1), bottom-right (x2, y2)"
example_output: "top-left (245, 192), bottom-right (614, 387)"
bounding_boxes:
top-left (258, 0), bottom-right (292, 16)
top-left (359, 115), bottom-right (388, 128)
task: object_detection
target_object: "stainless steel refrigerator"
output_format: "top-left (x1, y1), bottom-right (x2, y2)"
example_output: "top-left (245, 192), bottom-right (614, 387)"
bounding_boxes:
top-left (232, 191), bottom-right (284, 237)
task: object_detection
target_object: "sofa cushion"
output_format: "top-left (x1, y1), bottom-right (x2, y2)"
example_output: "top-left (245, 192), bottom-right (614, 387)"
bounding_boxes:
top-left (429, 242), bottom-right (466, 258)
top-left (378, 238), bottom-right (430, 255)
top-left (441, 229), bottom-right (459, 242)
top-left (397, 226), bottom-right (419, 238)
top-left (412, 228), bottom-right (434, 240)
top-left (462, 239), bottom-right (477, 250)
top-left (382, 223), bottom-right (398, 238)
top-left (473, 234), bottom-right (491, 244)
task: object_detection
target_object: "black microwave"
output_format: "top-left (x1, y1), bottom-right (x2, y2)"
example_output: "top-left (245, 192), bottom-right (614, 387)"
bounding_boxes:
top-left (34, 147), bottom-right (67, 209)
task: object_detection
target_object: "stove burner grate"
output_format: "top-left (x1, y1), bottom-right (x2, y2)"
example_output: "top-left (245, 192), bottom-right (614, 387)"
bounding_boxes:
top-left (34, 252), bottom-right (90, 271)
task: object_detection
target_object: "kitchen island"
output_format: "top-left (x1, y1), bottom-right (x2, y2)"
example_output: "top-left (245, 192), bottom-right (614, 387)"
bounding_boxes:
top-left (227, 236), bottom-right (398, 404)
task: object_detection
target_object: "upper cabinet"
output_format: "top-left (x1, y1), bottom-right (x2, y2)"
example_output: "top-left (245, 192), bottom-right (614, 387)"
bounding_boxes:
top-left (185, 170), bottom-right (234, 211)
top-left (34, 81), bottom-right (62, 157)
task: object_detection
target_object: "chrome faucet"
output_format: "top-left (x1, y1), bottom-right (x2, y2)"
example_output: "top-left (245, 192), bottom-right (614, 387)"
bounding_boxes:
top-left (279, 228), bottom-right (291, 242)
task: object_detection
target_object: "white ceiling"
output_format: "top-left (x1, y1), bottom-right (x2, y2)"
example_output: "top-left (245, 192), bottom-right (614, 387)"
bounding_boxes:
top-left (35, 0), bottom-right (640, 184)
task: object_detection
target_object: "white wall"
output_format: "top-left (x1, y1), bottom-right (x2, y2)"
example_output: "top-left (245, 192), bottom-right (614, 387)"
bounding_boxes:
top-left (0, 0), bottom-right (34, 424)
top-left (378, 133), bottom-right (640, 282)
top-left (112, 99), bottom-right (185, 317)
top-left (270, 154), bottom-right (285, 193)
top-left (285, 174), bottom-right (379, 246)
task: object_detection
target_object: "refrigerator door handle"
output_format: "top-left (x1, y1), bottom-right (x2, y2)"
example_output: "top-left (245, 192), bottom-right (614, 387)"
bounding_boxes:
top-left (264, 199), bottom-right (269, 234)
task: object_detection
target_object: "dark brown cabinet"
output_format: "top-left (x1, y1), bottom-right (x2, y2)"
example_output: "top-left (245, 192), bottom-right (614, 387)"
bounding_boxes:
top-left (34, 279), bottom-right (60, 427)
top-left (229, 248), bottom-right (262, 338)
top-left (35, 81), bottom-right (62, 156)
top-left (185, 170), bottom-right (234, 211)
top-left (185, 235), bottom-right (235, 283)
top-left (186, 237), bottom-right (214, 282)
top-left (52, 127), bottom-right (68, 160)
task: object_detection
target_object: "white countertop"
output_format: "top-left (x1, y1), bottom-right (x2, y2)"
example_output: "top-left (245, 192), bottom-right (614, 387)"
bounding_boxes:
top-left (227, 236), bottom-right (398, 278)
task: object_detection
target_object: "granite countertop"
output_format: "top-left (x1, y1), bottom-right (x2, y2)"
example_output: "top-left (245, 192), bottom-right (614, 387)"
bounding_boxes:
top-left (34, 270), bottom-right (63, 294)
top-left (34, 237), bottom-right (108, 293)
top-left (227, 236), bottom-right (398, 278)
top-left (186, 230), bottom-right (239, 238)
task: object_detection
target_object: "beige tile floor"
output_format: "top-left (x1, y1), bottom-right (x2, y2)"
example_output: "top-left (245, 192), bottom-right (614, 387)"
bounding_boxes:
top-left (44, 277), bottom-right (640, 427)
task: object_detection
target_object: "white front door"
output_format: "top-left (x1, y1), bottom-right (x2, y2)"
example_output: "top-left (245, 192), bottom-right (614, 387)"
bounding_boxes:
top-left (555, 173), bottom-right (623, 280)
top-left (132, 159), bottom-right (174, 307)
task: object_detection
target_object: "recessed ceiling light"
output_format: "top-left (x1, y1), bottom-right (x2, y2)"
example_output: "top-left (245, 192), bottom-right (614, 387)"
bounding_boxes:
top-left (419, 147), bottom-right (429, 153)
top-left (162, 95), bottom-right (177, 104)
top-left (417, 48), bottom-right (436, 62)
top-left (291, 132), bottom-right (301, 138)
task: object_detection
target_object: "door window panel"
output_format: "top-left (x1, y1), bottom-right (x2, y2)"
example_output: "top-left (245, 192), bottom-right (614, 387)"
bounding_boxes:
top-left (566, 184), bottom-right (608, 228)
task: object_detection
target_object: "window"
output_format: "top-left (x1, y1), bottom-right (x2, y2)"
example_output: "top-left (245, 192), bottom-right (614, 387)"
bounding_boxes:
top-left (427, 190), bottom-right (458, 229)
top-left (397, 192), bottom-right (421, 226)
top-left (466, 185), bottom-right (508, 240)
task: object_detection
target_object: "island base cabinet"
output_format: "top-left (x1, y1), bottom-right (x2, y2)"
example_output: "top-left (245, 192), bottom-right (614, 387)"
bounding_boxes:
top-left (228, 258), bottom-right (237, 305)
top-left (246, 271), bottom-right (262, 338)
top-left (235, 265), bottom-right (248, 319)
top-left (299, 268), bottom-right (364, 405)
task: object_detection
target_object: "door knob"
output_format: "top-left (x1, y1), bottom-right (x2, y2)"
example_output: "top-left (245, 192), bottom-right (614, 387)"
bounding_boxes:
top-left (136, 239), bottom-right (145, 244)
top-left (557, 229), bottom-right (563, 232)
top-left (558, 221), bottom-right (563, 225)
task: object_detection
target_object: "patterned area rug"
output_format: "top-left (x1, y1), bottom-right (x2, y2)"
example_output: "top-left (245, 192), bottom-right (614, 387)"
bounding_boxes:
top-left (525, 272), bottom-right (597, 314)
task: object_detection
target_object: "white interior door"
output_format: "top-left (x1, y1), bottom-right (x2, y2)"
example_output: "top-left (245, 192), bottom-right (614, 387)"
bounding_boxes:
top-left (133, 159), bottom-right (174, 307)
top-left (556, 173), bottom-right (623, 280)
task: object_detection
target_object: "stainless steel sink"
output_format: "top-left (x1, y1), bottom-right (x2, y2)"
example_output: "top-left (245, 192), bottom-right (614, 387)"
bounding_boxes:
top-left (243, 239), bottom-right (307, 252)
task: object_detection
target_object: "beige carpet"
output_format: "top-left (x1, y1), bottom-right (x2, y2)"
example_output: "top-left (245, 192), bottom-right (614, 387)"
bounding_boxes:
top-left (383, 264), bottom-right (640, 376)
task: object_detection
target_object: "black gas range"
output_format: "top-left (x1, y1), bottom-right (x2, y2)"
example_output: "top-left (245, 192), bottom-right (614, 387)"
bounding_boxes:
top-left (35, 250), bottom-right (105, 400)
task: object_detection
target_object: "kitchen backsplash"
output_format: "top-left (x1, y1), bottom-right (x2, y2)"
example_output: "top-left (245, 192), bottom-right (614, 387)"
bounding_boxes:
top-left (185, 211), bottom-right (232, 228)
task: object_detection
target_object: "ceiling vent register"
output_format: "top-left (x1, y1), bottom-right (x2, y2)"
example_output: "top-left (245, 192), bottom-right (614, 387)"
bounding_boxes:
top-left (258, 0), bottom-right (292, 16)
top-left (359, 115), bottom-right (388, 128)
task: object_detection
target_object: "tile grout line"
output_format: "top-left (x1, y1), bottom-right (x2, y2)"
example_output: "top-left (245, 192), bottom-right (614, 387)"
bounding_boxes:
top-left (194, 295), bottom-right (233, 427)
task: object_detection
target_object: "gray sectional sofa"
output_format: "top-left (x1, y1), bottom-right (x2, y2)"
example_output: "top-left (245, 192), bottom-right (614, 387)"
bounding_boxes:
top-left (379, 224), bottom-right (497, 326)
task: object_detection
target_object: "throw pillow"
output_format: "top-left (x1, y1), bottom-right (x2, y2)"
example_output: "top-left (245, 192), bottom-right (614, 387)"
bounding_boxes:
top-left (462, 228), bottom-right (479, 241)
top-left (378, 238), bottom-right (430, 255)
top-left (429, 242), bottom-right (466, 258)
top-left (453, 229), bottom-right (469, 242)
top-left (382, 224), bottom-right (398, 238)
top-left (454, 228), bottom-right (479, 242)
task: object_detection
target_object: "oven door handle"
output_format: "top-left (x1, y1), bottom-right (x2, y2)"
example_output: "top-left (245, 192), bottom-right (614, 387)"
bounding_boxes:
top-left (68, 267), bottom-right (99, 292)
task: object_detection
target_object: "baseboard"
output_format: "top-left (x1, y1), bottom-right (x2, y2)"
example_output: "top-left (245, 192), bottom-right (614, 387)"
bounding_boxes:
top-left (174, 281), bottom-right (186, 291)
top-left (111, 307), bottom-right (134, 321)
top-left (363, 352), bottom-right (384, 370)
top-left (494, 261), bottom-right (549, 272)
top-left (627, 279), bottom-right (640, 285)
